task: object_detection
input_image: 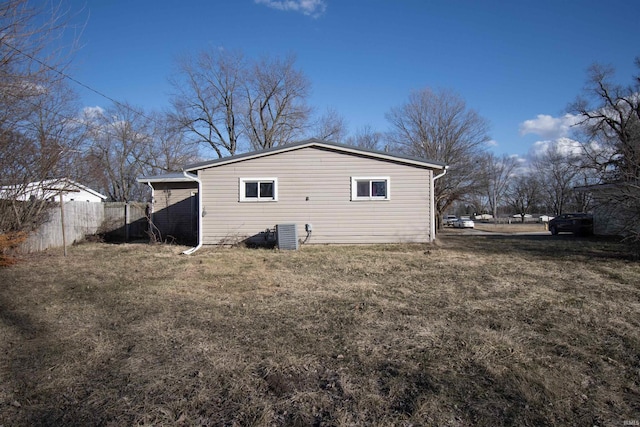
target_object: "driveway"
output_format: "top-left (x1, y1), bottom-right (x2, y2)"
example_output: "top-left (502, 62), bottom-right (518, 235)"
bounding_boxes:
top-left (440, 227), bottom-right (551, 237)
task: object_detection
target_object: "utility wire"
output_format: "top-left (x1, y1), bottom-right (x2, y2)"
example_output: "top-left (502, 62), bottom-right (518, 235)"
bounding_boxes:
top-left (1, 39), bottom-right (163, 126)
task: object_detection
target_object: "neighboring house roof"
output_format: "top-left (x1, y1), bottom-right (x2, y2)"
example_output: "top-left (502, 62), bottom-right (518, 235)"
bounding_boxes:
top-left (575, 181), bottom-right (640, 192)
top-left (0, 178), bottom-right (107, 202)
top-left (183, 139), bottom-right (447, 172)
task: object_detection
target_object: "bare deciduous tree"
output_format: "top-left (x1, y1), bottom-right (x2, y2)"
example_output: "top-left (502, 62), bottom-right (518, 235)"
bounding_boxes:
top-left (464, 193), bottom-right (490, 217)
top-left (245, 54), bottom-right (311, 150)
top-left (169, 49), bottom-right (245, 158)
top-left (0, 0), bottom-right (81, 239)
top-left (346, 125), bottom-right (384, 151)
top-left (171, 50), bottom-right (311, 155)
top-left (84, 103), bottom-right (154, 202)
top-left (28, 79), bottom-right (85, 178)
top-left (84, 106), bottom-right (201, 202)
top-left (310, 107), bottom-right (348, 142)
top-left (572, 60), bottom-right (640, 182)
top-left (146, 111), bottom-right (200, 174)
top-left (507, 174), bottom-right (540, 221)
top-left (479, 152), bottom-right (519, 221)
top-left (386, 88), bottom-right (490, 225)
top-left (531, 143), bottom-right (582, 216)
top-left (532, 142), bottom-right (593, 215)
top-left (570, 59), bottom-right (640, 240)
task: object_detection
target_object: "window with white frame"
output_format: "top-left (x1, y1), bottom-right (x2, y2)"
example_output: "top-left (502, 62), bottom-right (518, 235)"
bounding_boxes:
top-left (351, 177), bottom-right (390, 201)
top-left (239, 178), bottom-right (278, 202)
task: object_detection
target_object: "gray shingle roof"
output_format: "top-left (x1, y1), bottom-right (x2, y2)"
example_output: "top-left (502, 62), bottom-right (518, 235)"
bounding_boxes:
top-left (138, 139), bottom-right (447, 183)
top-left (184, 138), bottom-right (446, 172)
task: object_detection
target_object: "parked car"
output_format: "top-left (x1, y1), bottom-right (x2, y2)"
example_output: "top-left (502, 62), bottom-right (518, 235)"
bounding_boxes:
top-left (548, 213), bottom-right (593, 236)
top-left (444, 215), bottom-right (458, 226)
top-left (453, 218), bottom-right (475, 228)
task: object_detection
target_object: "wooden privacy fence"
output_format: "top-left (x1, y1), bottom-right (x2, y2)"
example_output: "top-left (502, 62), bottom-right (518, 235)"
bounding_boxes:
top-left (103, 202), bottom-right (147, 242)
top-left (18, 201), bottom-right (148, 253)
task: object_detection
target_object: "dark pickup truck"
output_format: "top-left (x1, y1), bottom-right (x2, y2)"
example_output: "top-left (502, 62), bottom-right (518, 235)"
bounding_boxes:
top-left (548, 213), bottom-right (594, 236)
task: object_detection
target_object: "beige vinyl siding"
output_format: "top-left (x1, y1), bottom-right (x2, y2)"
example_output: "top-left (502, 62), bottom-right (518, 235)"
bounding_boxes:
top-left (199, 146), bottom-right (433, 244)
top-left (152, 182), bottom-right (198, 242)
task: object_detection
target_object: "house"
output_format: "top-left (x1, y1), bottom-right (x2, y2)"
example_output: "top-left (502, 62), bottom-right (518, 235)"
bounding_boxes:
top-left (0, 178), bottom-right (107, 203)
top-left (575, 182), bottom-right (640, 238)
top-left (138, 139), bottom-right (447, 250)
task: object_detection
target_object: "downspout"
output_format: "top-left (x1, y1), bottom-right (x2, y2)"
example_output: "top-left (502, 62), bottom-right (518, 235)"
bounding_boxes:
top-left (430, 166), bottom-right (448, 242)
top-left (181, 170), bottom-right (203, 255)
top-left (145, 181), bottom-right (154, 240)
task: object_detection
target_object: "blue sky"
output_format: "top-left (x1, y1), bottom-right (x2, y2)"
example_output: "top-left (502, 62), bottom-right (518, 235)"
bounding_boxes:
top-left (64, 0), bottom-right (640, 159)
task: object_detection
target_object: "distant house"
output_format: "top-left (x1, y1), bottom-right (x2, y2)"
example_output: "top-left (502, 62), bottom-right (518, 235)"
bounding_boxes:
top-left (0, 178), bottom-right (107, 203)
top-left (138, 139), bottom-right (447, 249)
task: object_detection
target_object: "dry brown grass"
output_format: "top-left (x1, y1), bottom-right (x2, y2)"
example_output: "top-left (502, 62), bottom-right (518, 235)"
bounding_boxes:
top-left (1, 235), bottom-right (639, 426)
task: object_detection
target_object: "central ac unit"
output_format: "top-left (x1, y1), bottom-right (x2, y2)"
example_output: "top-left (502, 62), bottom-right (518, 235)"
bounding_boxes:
top-left (276, 223), bottom-right (298, 250)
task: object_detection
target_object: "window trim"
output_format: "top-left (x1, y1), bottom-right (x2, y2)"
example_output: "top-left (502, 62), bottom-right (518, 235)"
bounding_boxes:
top-left (350, 176), bottom-right (390, 201)
top-left (239, 177), bottom-right (278, 202)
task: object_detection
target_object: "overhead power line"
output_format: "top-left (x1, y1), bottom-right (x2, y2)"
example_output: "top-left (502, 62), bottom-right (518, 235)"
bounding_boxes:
top-left (1, 39), bottom-right (162, 126)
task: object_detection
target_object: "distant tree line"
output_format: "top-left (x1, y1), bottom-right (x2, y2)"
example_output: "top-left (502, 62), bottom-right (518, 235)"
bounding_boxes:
top-left (449, 58), bottom-right (639, 242)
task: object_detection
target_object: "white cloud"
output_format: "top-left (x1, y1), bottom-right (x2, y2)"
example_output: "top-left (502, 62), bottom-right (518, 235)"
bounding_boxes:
top-left (82, 105), bottom-right (105, 119)
top-left (528, 137), bottom-right (584, 159)
top-left (519, 113), bottom-right (581, 139)
top-left (79, 106), bottom-right (106, 128)
top-left (486, 139), bottom-right (498, 147)
top-left (255, 0), bottom-right (327, 17)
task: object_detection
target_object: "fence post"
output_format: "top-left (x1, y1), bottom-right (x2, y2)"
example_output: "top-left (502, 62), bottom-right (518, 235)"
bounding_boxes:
top-left (60, 194), bottom-right (67, 256)
top-left (125, 202), bottom-right (130, 242)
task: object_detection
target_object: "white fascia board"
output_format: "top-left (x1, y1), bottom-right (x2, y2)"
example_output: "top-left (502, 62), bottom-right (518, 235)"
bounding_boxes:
top-left (136, 173), bottom-right (198, 184)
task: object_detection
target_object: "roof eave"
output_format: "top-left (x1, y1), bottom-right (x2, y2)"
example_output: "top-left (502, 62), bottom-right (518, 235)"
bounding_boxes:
top-left (137, 172), bottom-right (198, 184)
top-left (184, 139), bottom-right (446, 172)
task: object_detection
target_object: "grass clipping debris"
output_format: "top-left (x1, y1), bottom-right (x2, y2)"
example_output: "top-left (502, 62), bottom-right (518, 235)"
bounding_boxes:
top-left (1, 235), bottom-right (639, 426)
